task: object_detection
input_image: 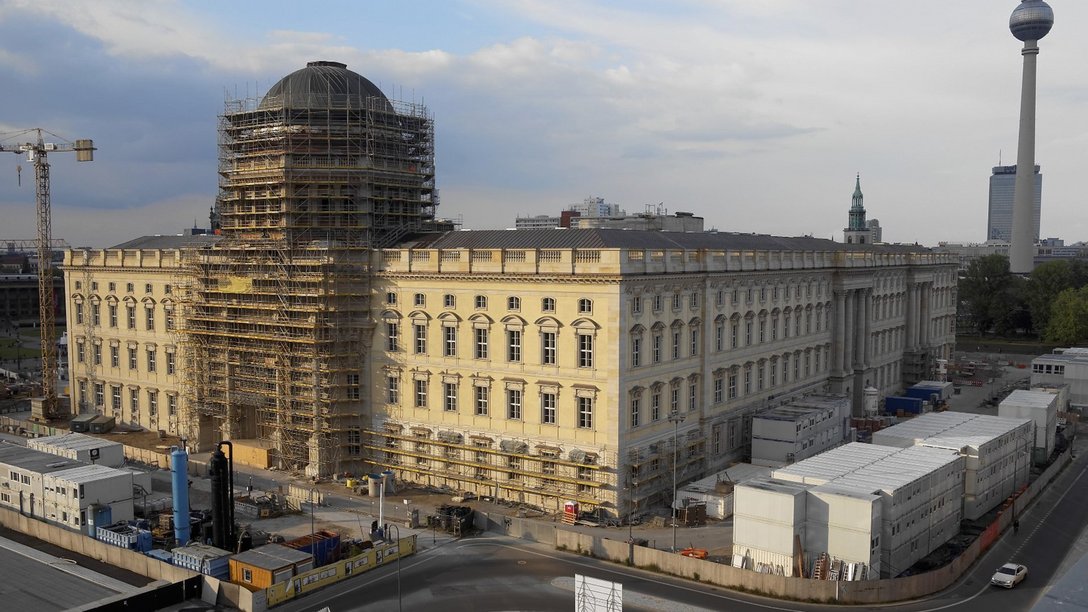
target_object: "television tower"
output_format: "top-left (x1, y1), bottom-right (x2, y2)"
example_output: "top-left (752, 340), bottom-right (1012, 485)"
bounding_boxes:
top-left (1008, 0), bottom-right (1053, 274)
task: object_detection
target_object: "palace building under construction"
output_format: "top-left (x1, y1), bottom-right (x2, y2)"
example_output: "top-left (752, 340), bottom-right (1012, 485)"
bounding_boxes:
top-left (63, 61), bottom-right (958, 516)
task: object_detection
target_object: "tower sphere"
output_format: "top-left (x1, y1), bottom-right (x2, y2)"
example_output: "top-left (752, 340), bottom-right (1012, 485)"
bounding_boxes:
top-left (1009, 0), bottom-right (1054, 42)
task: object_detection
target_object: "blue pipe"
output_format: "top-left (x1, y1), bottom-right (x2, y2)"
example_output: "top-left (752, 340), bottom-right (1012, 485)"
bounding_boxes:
top-left (171, 447), bottom-right (190, 545)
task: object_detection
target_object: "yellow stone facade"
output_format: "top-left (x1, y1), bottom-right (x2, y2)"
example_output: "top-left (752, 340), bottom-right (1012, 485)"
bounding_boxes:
top-left (63, 247), bottom-right (189, 436)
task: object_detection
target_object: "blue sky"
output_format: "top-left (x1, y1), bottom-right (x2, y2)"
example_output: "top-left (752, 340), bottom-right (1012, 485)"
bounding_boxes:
top-left (0, 0), bottom-right (1085, 247)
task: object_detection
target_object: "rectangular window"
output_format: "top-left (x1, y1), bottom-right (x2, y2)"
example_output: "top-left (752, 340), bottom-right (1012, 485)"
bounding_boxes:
top-left (783, 355), bottom-right (790, 383)
top-left (631, 336), bottom-right (641, 367)
top-left (542, 392), bottom-right (557, 425)
top-left (759, 319), bottom-right (766, 343)
top-left (93, 343), bottom-right (101, 366)
top-left (507, 388), bottom-right (522, 419)
top-left (745, 320), bottom-right (753, 345)
top-left (127, 388), bottom-right (138, 417)
top-left (474, 386), bottom-right (489, 416)
top-left (631, 297), bottom-right (642, 315)
top-left (770, 361), bottom-right (778, 386)
top-left (715, 323), bottom-right (723, 352)
top-left (414, 293), bottom-right (426, 307)
top-left (110, 345), bottom-right (119, 368)
top-left (148, 390), bottom-right (158, 416)
top-left (728, 374), bottom-right (737, 399)
top-left (386, 292), bottom-right (397, 305)
top-left (347, 373), bottom-right (360, 400)
top-left (145, 305), bottom-right (154, 331)
top-left (166, 352), bottom-right (176, 375)
top-left (731, 322), bottom-right (738, 348)
top-left (690, 329), bottom-right (698, 356)
top-left (146, 347), bottom-right (156, 372)
top-left (672, 294), bottom-right (681, 310)
top-left (108, 304), bottom-right (118, 328)
top-left (111, 386), bottom-right (121, 412)
top-left (672, 331), bottom-right (680, 360)
top-left (630, 395), bottom-right (640, 428)
top-left (165, 308), bottom-right (174, 331)
top-left (758, 365), bottom-right (765, 390)
top-left (690, 292), bottom-right (698, 308)
top-left (577, 396), bottom-right (594, 429)
top-left (168, 394), bottom-right (177, 416)
top-left (744, 368), bottom-right (751, 394)
top-left (414, 323), bottom-right (427, 354)
top-left (541, 331), bottom-right (556, 365)
top-left (578, 334), bottom-right (594, 368)
top-left (443, 326), bottom-right (457, 357)
top-left (387, 376), bottom-right (399, 404)
top-left (772, 317), bottom-right (778, 341)
top-left (414, 379), bottom-right (428, 408)
top-left (128, 347), bottom-right (137, 370)
top-left (443, 294), bottom-right (455, 308)
top-left (671, 387), bottom-right (680, 413)
top-left (92, 303), bottom-right (100, 326)
top-left (474, 328), bottom-right (489, 359)
top-left (75, 303), bottom-right (84, 325)
top-left (126, 304), bottom-right (136, 329)
top-left (689, 382), bottom-right (697, 412)
top-left (387, 322), bottom-right (399, 351)
top-left (714, 377), bottom-right (723, 403)
top-left (76, 341), bottom-right (84, 363)
top-left (653, 295), bottom-right (663, 312)
top-left (507, 329), bottom-right (521, 362)
top-left (92, 384), bottom-right (101, 407)
top-left (652, 333), bottom-right (662, 363)
top-left (651, 389), bottom-right (661, 421)
top-left (444, 383), bottom-right (458, 412)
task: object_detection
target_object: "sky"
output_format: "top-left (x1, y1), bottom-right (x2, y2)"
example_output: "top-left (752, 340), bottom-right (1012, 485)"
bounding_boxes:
top-left (0, 0), bottom-right (1085, 248)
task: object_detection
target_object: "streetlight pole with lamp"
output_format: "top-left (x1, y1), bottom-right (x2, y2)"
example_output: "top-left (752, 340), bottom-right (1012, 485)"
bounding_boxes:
top-left (308, 487), bottom-right (318, 551)
top-left (388, 523), bottom-right (403, 612)
top-left (668, 410), bottom-right (685, 551)
top-left (626, 476), bottom-right (638, 565)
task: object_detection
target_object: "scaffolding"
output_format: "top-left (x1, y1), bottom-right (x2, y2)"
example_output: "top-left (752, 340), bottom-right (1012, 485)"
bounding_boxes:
top-left (178, 62), bottom-right (436, 476)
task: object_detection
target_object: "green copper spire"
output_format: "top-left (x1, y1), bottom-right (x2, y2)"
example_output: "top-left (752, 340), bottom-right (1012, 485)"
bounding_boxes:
top-left (848, 173), bottom-right (866, 231)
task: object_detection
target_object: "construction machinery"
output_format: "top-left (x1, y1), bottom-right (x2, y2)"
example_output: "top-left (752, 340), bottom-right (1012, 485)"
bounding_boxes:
top-left (0, 129), bottom-right (95, 419)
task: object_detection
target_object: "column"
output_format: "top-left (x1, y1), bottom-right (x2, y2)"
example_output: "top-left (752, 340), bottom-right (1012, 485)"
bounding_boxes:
top-left (843, 290), bottom-right (855, 373)
top-left (862, 289), bottom-right (872, 369)
top-left (833, 290), bottom-right (846, 376)
top-left (920, 283), bottom-right (930, 348)
top-left (903, 284), bottom-right (914, 353)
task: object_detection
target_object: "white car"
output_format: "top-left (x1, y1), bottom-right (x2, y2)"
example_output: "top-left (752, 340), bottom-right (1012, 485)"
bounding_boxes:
top-left (991, 563), bottom-right (1028, 588)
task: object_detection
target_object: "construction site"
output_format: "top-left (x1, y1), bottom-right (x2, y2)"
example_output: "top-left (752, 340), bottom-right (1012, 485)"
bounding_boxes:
top-left (177, 61), bottom-right (438, 476)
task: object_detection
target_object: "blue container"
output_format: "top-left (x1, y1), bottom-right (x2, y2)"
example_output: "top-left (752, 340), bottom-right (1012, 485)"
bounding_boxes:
top-left (885, 396), bottom-right (924, 414)
top-left (904, 385), bottom-right (940, 402)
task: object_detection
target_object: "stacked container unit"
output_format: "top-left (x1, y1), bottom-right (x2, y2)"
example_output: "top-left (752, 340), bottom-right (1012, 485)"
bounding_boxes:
top-left (884, 396), bottom-right (924, 415)
top-left (172, 543), bottom-right (232, 579)
top-left (284, 530), bottom-right (341, 567)
top-left (229, 544), bottom-right (314, 589)
top-left (29, 433), bottom-right (125, 468)
top-left (750, 396), bottom-right (849, 468)
top-left (999, 390), bottom-right (1058, 465)
top-left (872, 412), bottom-right (1032, 521)
top-left (829, 445), bottom-right (964, 577)
top-left (731, 477), bottom-right (809, 576)
top-left (904, 381), bottom-right (953, 404)
top-left (805, 484), bottom-right (883, 577)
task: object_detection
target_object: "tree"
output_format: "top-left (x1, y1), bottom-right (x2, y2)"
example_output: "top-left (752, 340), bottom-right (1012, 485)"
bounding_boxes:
top-left (959, 254), bottom-right (1014, 334)
top-left (1026, 260), bottom-right (1075, 336)
top-left (1044, 286), bottom-right (1088, 345)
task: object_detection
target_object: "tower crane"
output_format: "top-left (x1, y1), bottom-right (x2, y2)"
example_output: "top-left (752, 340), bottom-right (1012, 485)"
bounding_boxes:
top-left (0, 129), bottom-right (94, 420)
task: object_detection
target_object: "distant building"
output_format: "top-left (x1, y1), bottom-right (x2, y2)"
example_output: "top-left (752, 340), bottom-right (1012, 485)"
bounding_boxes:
top-left (571, 210), bottom-right (704, 232)
top-left (988, 165), bottom-right (1041, 242)
top-left (1031, 348), bottom-right (1088, 410)
top-left (866, 219), bottom-right (882, 244)
top-left (569, 196), bottom-right (623, 218)
top-left (514, 214), bottom-right (562, 230)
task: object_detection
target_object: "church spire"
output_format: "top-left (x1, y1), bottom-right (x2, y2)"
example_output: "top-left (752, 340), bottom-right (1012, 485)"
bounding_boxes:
top-left (844, 173), bottom-right (870, 244)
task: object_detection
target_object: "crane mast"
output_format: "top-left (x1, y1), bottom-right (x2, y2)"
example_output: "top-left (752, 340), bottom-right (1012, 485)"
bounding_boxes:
top-left (1, 129), bottom-right (94, 420)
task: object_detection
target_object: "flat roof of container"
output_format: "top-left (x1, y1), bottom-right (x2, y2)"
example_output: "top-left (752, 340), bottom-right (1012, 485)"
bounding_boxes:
top-left (230, 544), bottom-right (312, 570)
top-left (874, 412), bottom-right (1031, 453)
top-left (1033, 350), bottom-right (1088, 364)
top-left (70, 413), bottom-right (97, 424)
top-left (1000, 390), bottom-right (1058, 409)
top-left (739, 476), bottom-right (810, 496)
top-left (30, 432), bottom-right (122, 452)
top-left (784, 394), bottom-right (849, 411)
top-left (50, 463), bottom-right (130, 484)
top-left (0, 442), bottom-right (86, 474)
top-left (681, 463), bottom-right (772, 493)
top-left (89, 415), bottom-right (114, 424)
top-left (173, 543), bottom-right (232, 560)
top-left (755, 405), bottom-right (831, 422)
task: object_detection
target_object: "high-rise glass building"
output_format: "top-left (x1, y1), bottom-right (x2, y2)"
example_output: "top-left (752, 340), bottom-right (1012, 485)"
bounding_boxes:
top-left (988, 165), bottom-right (1041, 242)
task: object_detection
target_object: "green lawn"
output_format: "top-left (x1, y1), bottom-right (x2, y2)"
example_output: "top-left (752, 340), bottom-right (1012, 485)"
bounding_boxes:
top-left (0, 338), bottom-right (41, 359)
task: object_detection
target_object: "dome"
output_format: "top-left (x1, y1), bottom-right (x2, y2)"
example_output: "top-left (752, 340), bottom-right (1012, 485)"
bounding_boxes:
top-left (259, 61), bottom-right (392, 110)
top-left (1009, 0), bottom-right (1053, 42)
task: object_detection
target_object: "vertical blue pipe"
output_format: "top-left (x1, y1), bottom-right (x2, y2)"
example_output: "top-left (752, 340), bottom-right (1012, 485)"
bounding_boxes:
top-left (171, 447), bottom-right (190, 545)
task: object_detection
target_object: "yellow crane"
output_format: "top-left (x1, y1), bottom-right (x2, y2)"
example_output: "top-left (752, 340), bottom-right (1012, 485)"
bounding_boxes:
top-left (0, 129), bottom-right (94, 420)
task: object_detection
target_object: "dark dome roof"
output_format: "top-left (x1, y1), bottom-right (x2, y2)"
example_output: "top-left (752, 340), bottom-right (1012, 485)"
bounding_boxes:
top-left (259, 61), bottom-right (391, 110)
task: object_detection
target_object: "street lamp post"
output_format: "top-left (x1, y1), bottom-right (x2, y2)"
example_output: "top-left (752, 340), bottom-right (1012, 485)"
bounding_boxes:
top-left (308, 487), bottom-right (317, 551)
top-left (388, 523), bottom-right (403, 612)
top-left (627, 477), bottom-right (638, 565)
top-left (668, 410), bottom-right (685, 551)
